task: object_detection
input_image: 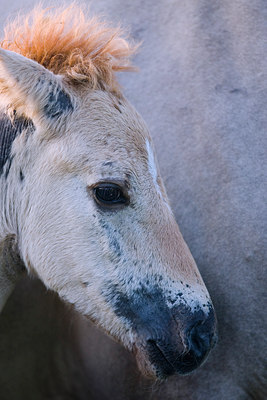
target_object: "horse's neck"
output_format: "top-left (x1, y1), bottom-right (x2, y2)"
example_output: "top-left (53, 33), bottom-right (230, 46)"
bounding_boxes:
top-left (0, 111), bottom-right (29, 311)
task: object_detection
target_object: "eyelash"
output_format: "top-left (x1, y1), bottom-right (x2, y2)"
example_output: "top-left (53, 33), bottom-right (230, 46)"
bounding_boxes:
top-left (92, 183), bottom-right (129, 208)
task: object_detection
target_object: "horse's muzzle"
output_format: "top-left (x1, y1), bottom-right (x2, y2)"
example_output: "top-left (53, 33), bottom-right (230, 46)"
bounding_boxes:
top-left (106, 284), bottom-right (217, 378)
top-left (134, 305), bottom-right (217, 379)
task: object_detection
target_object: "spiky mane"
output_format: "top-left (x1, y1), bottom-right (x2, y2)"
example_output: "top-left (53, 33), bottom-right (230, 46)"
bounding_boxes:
top-left (0, 4), bottom-right (137, 93)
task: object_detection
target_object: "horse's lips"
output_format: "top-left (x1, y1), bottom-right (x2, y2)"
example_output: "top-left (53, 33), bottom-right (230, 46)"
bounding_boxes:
top-left (145, 340), bottom-right (176, 377)
top-left (133, 338), bottom-right (213, 379)
top-left (133, 341), bottom-right (177, 379)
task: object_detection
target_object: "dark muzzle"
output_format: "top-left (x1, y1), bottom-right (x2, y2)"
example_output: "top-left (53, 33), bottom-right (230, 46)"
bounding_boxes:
top-left (108, 285), bottom-right (217, 378)
top-left (142, 306), bottom-right (217, 378)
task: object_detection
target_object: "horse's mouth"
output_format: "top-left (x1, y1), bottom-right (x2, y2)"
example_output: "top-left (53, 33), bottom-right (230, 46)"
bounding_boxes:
top-left (146, 339), bottom-right (176, 377)
top-left (133, 340), bottom-right (211, 379)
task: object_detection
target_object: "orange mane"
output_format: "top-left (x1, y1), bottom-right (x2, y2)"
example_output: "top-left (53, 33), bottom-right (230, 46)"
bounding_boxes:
top-left (0, 3), bottom-right (137, 92)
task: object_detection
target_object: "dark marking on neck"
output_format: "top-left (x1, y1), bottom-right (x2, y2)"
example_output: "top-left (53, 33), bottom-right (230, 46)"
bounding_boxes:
top-left (0, 111), bottom-right (34, 178)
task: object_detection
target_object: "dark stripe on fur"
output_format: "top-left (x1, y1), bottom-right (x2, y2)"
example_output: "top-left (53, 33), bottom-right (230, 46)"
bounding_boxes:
top-left (0, 111), bottom-right (34, 177)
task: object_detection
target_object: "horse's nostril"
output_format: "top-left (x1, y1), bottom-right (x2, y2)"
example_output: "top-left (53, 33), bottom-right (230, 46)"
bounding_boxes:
top-left (188, 324), bottom-right (207, 358)
top-left (187, 317), bottom-right (215, 360)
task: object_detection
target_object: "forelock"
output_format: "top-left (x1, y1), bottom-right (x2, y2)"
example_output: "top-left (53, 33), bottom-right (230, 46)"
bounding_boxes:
top-left (0, 4), bottom-right (138, 94)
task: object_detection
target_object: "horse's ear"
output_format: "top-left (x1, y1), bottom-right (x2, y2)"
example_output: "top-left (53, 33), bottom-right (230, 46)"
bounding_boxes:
top-left (0, 48), bottom-right (73, 124)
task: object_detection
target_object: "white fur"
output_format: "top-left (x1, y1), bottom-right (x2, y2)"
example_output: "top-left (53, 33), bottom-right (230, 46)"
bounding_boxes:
top-left (146, 139), bottom-right (161, 193)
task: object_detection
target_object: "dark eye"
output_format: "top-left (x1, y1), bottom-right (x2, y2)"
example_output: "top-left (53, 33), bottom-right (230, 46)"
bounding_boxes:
top-left (93, 183), bottom-right (128, 207)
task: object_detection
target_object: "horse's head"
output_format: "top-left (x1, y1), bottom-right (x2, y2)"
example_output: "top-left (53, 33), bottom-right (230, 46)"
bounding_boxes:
top-left (0, 7), bottom-right (217, 379)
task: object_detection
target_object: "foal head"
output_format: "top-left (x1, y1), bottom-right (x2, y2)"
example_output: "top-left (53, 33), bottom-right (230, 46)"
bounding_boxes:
top-left (0, 5), bottom-right (217, 379)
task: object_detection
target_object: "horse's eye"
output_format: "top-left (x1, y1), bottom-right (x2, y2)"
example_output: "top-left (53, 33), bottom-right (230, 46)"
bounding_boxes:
top-left (93, 183), bottom-right (128, 207)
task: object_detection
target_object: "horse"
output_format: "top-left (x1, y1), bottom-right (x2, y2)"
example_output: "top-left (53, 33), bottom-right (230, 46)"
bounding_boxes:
top-left (0, 2), bottom-right (217, 393)
top-left (0, 1), bottom-right (266, 399)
